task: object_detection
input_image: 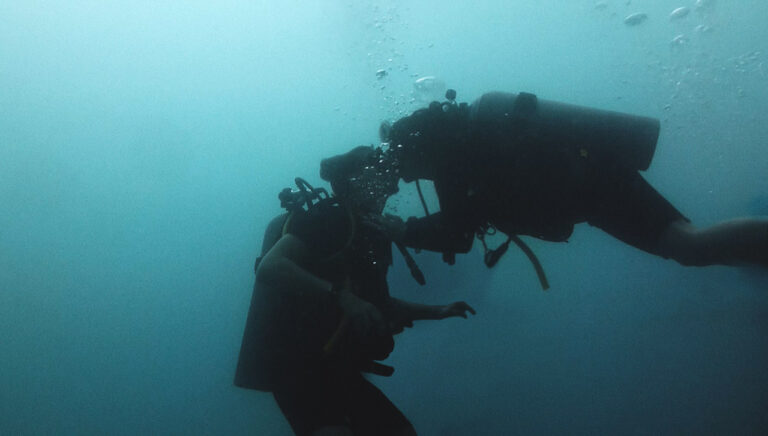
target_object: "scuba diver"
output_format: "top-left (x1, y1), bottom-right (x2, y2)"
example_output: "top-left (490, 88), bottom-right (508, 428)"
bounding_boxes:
top-left (234, 145), bottom-right (475, 436)
top-left (328, 90), bottom-right (768, 288)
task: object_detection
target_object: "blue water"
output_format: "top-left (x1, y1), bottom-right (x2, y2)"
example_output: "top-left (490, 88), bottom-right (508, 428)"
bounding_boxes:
top-left (2, 1), bottom-right (767, 434)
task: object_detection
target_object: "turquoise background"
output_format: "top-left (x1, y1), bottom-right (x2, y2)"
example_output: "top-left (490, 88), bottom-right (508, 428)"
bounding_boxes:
top-left (2, 1), bottom-right (767, 434)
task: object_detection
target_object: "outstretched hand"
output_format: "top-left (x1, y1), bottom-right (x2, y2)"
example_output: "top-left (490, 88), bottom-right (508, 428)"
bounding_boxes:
top-left (438, 301), bottom-right (476, 320)
top-left (387, 298), bottom-right (477, 334)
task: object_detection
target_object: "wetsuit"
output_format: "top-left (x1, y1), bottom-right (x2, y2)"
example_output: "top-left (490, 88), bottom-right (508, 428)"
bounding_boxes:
top-left (395, 92), bottom-right (687, 257)
top-left (234, 201), bottom-right (412, 435)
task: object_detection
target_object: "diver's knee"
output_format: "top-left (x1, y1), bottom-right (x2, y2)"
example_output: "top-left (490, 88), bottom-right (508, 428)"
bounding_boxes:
top-left (664, 244), bottom-right (708, 266)
top-left (669, 251), bottom-right (709, 267)
top-left (658, 221), bottom-right (710, 266)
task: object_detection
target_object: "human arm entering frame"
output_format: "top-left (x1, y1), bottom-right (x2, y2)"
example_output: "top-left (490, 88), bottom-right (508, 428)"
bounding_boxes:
top-left (386, 297), bottom-right (476, 334)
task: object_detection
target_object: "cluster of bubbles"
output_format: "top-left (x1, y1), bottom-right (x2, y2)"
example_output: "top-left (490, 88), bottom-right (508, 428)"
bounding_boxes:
top-left (596, 0), bottom-right (763, 116)
top-left (355, 4), bottom-right (450, 122)
top-left (344, 146), bottom-right (401, 213)
top-left (361, 6), bottom-right (411, 118)
top-left (594, 0), bottom-right (717, 42)
top-left (345, 3), bottom-right (443, 215)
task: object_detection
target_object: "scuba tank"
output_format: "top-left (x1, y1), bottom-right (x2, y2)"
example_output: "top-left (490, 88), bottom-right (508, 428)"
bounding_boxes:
top-left (386, 90), bottom-right (660, 174)
top-left (470, 91), bottom-right (660, 172)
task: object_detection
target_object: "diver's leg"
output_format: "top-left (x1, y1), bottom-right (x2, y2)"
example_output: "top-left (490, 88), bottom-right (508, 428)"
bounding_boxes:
top-left (586, 172), bottom-right (690, 258)
top-left (588, 171), bottom-right (768, 267)
top-left (272, 369), bottom-right (352, 436)
top-left (658, 218), bottom-right (768, 267)
top-left (345, 373), bottom-right (417, 435)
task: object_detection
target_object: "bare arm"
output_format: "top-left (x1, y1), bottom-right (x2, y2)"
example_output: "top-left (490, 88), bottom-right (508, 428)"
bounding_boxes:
top-left (362, 212), bottom-right (474, 254)
top-left (402, 213), bottom-right (475, 253)
top-left (256, 233), bottom-right (335, 301)
top-left (387, 297), bottom-right (475, 333)
top-left (257, 233), bottom-right (386, 337)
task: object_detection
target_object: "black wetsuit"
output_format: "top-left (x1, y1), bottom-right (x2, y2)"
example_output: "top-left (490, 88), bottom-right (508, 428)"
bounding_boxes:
top-left (403, 152), bottom-right (687, 256)
top-left (397, 92), bottom-right (687, 257)
top-left (234, 201), bottom-right (412, 435)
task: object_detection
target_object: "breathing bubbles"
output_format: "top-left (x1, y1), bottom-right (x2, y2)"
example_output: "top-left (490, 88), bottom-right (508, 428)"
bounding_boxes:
top-left (670, 34), bottom-right (689, 47)
top-left (623, 13), bottom-right (648, 26)
top-left (669, 7), bottom-right (690, 20)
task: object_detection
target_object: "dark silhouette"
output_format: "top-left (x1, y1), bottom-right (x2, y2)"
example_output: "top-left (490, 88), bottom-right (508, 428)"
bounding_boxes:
top-left (235, 146), bottom-right (474, 435)
top-left (325, 91), bottom-right (768, 286)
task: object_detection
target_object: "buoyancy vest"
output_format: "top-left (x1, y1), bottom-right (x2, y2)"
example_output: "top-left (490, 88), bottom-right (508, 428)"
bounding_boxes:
top-left (234, 197), bottom-right (396, 391)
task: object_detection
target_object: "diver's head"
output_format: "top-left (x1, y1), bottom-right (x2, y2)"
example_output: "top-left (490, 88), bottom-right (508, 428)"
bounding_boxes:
top-left (320, 145), bottom-right (399, 213)
top-left (381, 93), bottom-right (468, 182)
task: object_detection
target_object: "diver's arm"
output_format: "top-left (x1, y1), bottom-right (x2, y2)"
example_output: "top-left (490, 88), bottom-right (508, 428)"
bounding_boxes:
top-left (362, 211), bottom-right (474, 253)
top-left (402, 212), bottom-right (475, 253)
top-left (256, 233), bottom-right (336, 301)
top-left (387, 297), bottom-right (475, 333)
top-left (402, 175), bottom-right (479, 253)
top-left (257, 233), bottom-right (385, 335)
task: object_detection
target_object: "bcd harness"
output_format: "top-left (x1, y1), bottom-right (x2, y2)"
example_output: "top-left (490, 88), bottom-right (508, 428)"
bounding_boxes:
top-left (266, 178), bottom-right (425, 377)
top-left (276, 177), bottom-right (426, 287)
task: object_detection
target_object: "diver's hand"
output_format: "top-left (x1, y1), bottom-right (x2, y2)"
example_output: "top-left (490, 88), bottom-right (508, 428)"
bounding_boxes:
top-left (337, 290), bottom-right (387, 339)
top-left (388, 311), bottom-right (414, 334)
top-left (361, 213), bottom-right (406, 242)
top-left (437, 301), bottom-right (476, 320)
top-left (386, 298), bottom-right (476, 333)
